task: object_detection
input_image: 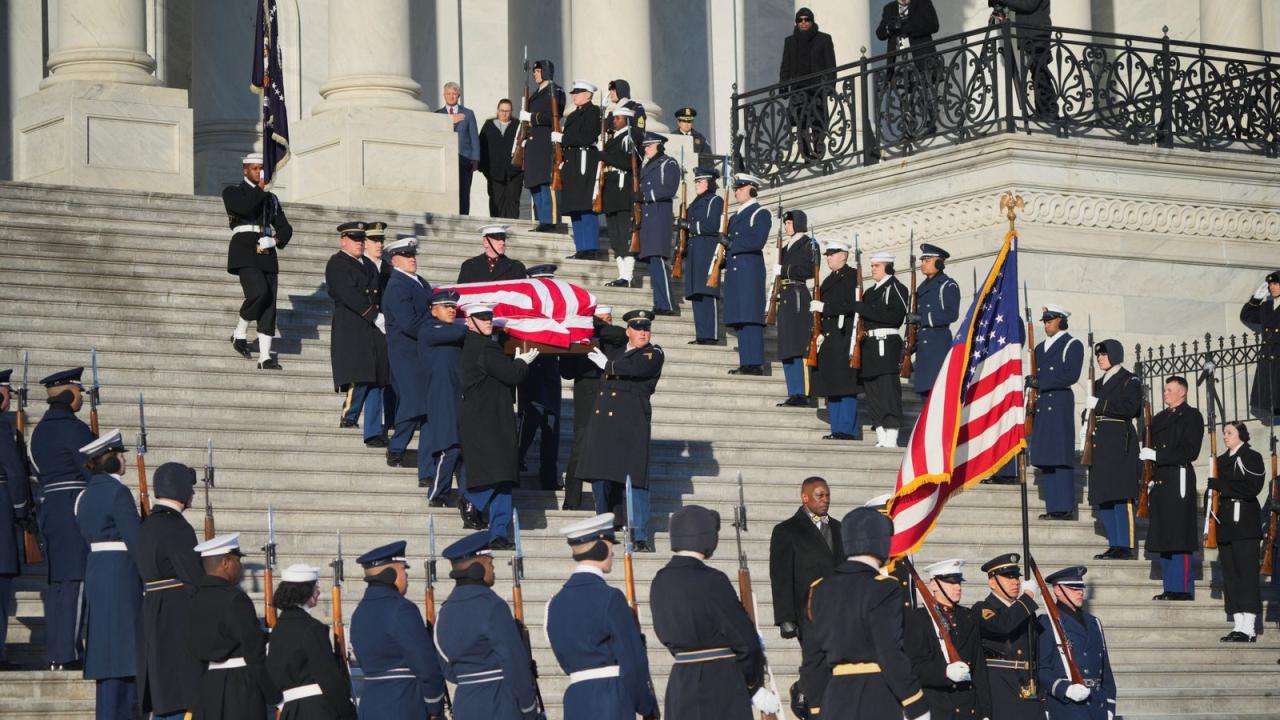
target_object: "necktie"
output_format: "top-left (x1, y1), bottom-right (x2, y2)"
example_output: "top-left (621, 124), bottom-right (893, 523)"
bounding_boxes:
top-left (819, 520), bottom-right (832, 549)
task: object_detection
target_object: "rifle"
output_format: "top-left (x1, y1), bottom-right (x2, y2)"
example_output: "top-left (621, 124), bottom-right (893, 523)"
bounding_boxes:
top-left (424, 515), bottom-right (454, 714)
top-left (1202, 358), bottom-right (1224, 549)
top-left (203, 438), bottom-right (216, 541)
top-left (804, 231), bottom-right (823, 368)
top-left (848, 234), bottom-right (866, 369)
top-left (706, 153), bottom-right (731, 289)
top-left (899, 229), bottom-right (918, 379)
top-left (15, 352), bottom-right (42, 564)
top-left (905, 563), bottom-right (961, 663)
top-left (550, 80), bottom-right (564, 192)
top-left (89, 348), bottom-right (101, 436)
top-left (731, 472), bottom-right (780, 720)
top-left (1023, 283), bottom-right (1039, 437)
top-left (136, 393), bottom-right (151, 518)
top-left (1262, 422), bottom-right (1279, 576)
top-left (627, 144), bottom-right (642, 254)
top-left (511, 46), bottom-right (531, 168)
top-left (672, 147), bottom-right (689, 281)
top-left (765, 196), bottom-right (785, 325)
top-left (509, 510), bottom-right (546, 716)
top-left (1029, 556), bottom-right (1086, 686)
top-left (1080, 317), bottom-right (1098, 466)
top-left (263, 504), bottom-right (277, 628)
top-left (331, 531), bottom-right (350, 670)
top-left (1136, 383), bottom-right (1153, 519)
top-left (592, 86), bottom-right (607, 214)
top-left (623, 475), bottom-right (640, 619)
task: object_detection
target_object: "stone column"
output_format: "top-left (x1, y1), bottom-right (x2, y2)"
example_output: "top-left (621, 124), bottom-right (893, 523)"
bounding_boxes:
top-left (567, 1), bottom-right (671, 132)
top-left (289, 0), bottom-right (457, 212)
top-left (13, 0), bottom-right (192, 192)
top-left (1054, 0), bottom-right (1094, 32)
top-left (191, 0), bottom-right (260, 195)
top-left (1200, 0), bottom-right (1263, 49)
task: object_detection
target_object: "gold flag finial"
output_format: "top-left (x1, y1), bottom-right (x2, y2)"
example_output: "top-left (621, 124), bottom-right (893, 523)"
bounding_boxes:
top-left (999, 191), bottom-right (1025, 233)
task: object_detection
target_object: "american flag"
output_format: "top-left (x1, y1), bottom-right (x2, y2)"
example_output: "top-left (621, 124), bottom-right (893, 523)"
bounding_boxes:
top-left (251, 0), bottom-right (290, 185)
top-left (439, 278), bottom-right (598, 349)
top-left (889, 233), bottom-right (1026, 558)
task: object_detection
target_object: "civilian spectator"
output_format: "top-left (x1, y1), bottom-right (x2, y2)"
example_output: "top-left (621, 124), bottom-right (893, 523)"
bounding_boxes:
top-left (479, 99), bottom-right (525, 219)
top-left (438, 82), bottom-right (481, 215)
top-left (779, 7), bottom-right (836, 161)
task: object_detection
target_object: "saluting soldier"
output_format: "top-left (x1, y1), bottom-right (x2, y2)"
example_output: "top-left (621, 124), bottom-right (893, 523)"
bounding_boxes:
top-left (266, 564), bottom-right (357, 719)
top-left (519, 59), bottom-right (565, 231)
top-left (602, 107), bottom-right (640, 288)
top-left (30, 367), bottom-right (94, 671)
top-left (435, 532), bottom-right (541, 719)
top-left (774, 210), bottom-right (819, 406)
top-left (673, 106), bottom-right (713, 155)
top-left (903, 559), bottom-right (991, 720)
top-left (188, 533), bottom-right (280, 718)
top-left (810, 240), bottom-right (863, 440)
top-left (1036, 567), bottom-right (1117, 720)
top-left (637, 132), bottom-right (681, 315)
top-left (135, 462), bottom-right (203, 720)
top-left (1241, 269), bottom-right (1280, 421)
top-left (1211, 421), bottom-right (1266, 642)
top-left (545, 513), bottom-right (660, 720)
top-left (681, 166), bottom-right (726, 344)
top-left (458, 225), bottom-right (528, 283)
top-left (0, 369), bottom-right (34, 671)
top-left (417, 289), bottom-right (468, 507)
top-left (722, 173), bottom-right (772, 376)
top-left (1028, 305), bottom-right (1085, 519)
top-left (1141, 375), bottom-right (1203, 600)
top-left (326, 222), bottom-right (392, 447)
top-left (576, 310), bottom-right (665, 551)
top-left (972, 553), bottom-right (1044, 720)
top-left (1084, 339), bottom-right (1143, 559)
top-left (382, 236), bottom-right (433, 473)
top-left (651, 505), bottom-right (764, 719)
top-left (560, 81), bottom-right (604, 260)
top-left (559, 307), bottom-right (628, 510)
top-left (222, 151), bottom-right (292, 368)
top-left (350, 540), bottom-right (446, 719)
top-left (855, 251), bottom-right (910, 448)
top-left (909, 244), bottom-right (961, 396)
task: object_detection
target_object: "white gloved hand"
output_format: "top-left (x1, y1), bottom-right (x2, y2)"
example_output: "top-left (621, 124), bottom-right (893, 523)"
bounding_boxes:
top-left (809, 300), bottom-right (825, 313)
top-left (1021, 580), bottom-right (1038, 598)
top-left (1085, 395), bottom-right (1099, 410)
top-left (913, 712), bottom-right (932, 720)
top-left (1064, 683), bottom-right (1091, 702)
top-left (587, 347), bottom-right (608, 370)
top-left (257, 236), bottom-right (277, 250)
top-left (374, 313), bottom-right (386, 334)
top-left (550, 131), bottom-right (564, 143)
top-left (514, 347), bottom-right (541, 365)
top-left (518, 109), bottom-right (532, 123)
top-left (1139, 447), bottom-right (1157, 462)
top-left (1254, 280), bottom-right (1270, 300)
top-left (750, 687), bottom-right (782, 715)
top-left (595, 140), bottom-right (604, 151)
top-left (945, 661), bottom-right (972, 683)
top-left (773, 264), bottom-right (783, 278)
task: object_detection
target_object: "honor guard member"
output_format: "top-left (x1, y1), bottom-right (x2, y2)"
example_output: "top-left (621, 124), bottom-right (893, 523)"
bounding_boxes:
top-left (722, 173), bottom-right (772, 375)
top-left (1141, 376), bottom-right (1203, 600)
top-left (607, 79), bottom-right (647, 131)
top-left (135, 462), bottom-right (203, 720)
top-left (855, 251), bottom-right (910, 447)
top-left (458, 225), bottom-right (529, 283)
top-left (222, 151), bottom-right (293, 368)
top-left (602, 106), bottom-right (641, 288)
top-left (576, 310), bottom-right (665, 551)
top-left (326, 222), bottom-right (392, 447)
top-left (674, 106), bottom-right (713, 155)
top-left (1240, 269), bottom-right (1280, 421)
top-left (0, 369), bottom-right (35, 671)
top-left (1036, 567), bottom-right (1116, 720)
top-left (364, 221), bottom-right (393, 292)
top-left (559, 307), bottom-right (628, 510)
top-left (774, 210), bottom-right (819, 405)
top-left (31, 367), bottom-right (95, 670)
top-left (1211, 421), bottom-right (1266, 642)
top-left (435, 532), bottom-right (541, 719)
top-left (637, 132), bottom-right (681, 314)
top-left (972, 553), bottom-right (1043, 720)
top-left (459, 303), bottom-right (538, 549)
top-left (74, 430), bottom-right (142, 719)
top-left (519, 59), bottom-right (565, 230)
top-left (188, 533), bottom-right (280, 719)
top-left (909, 244), bottom-right (961, 396)
top-left (904, 559), bottom-right (992, 720)
top-left (651, 506), bottom-right (765, 720)
top-left (544, 514), bottom-right (660, 720)
top-left (350, 540), bottom-right (446, 719)
top-left (517, 265), bottom-right (564, 492)
top-left (1084, 340), bottom-right (1143, 559)
top-left (1025, 305), bottom-right (1085, 517)
top-left (560, 81), bottom-right (604, 260)
top-left (811, 240), bottom-right (863, 440)
top-left (682, 166), bottom-right (726, 344)
top-left (382, 235), bottom-right (434, 473)
top-left (418, 289), bottom-right (468, 506)
top-left (266, 564), bottom-right (357, 719)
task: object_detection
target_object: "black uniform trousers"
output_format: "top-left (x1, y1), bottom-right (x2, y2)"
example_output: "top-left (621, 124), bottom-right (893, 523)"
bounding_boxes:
top-left (237, 268), bottom-right (278, 336)
top-left (863, 374), bottom-right (903, 430)
top-left (607, 211), bottom-right (635, 258)
top-left (487, 173), bottom-right (524, 219)
top-left (563, 377), bottom-right (600, 509)
top-left (1220, 538), bottom-right (1262, 615)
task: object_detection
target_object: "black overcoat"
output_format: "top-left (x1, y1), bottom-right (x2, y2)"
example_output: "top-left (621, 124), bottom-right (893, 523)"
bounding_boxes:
top-left (776, 235), bottom-right (817, 361)
top-left (266, 607), bottom-right (357, 720)
top-left (854, 276), bottom-right (910, 379)
top-left (812, 265), bottom-right (862, 398)
top-left (456, 254), bottom-right (527, 284)
top-left (523, 82), bottom-right (565, 188)
top-left (1085, 368), bottom-right (1143, 506)
top-left (221, 180), bottom-right (293, 274)
top-left (459, 331), bottom-right (528, 490)
top-left (560, 103), bottom-right (602, 214)
top-left (325, 252), bottom-right (390, 391)
top-left (767, 507), bottom-right (843, 630)
top-left (1241, 296), bottom-right (1280, 420)
top-left (574, 343), bottom-right (663, 489)
top-left (188, 575), bottom-right (279, 719)
top-left (478, 118), bottom-right (522, 182)
top-left (135, 505), bottom-right (204, 714)
top-left (1210, 444), bottom-right (1266, 543)
top-left (1144, 403), bottom-right (1204, 554)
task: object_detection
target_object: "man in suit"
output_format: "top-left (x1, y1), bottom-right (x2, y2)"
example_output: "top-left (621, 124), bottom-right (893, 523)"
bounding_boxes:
top-left (875, 0), bottom-right (941, 136)
top-left (479, 99), bottom-right (525, 219)
top-left (439, 82), bottom-right (481, 216)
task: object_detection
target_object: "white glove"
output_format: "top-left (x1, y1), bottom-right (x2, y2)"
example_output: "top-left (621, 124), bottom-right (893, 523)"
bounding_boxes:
top-left (257, 236), bottom-right (276, 250)
top-left (514, 347), bottom-right (540, 364)
top-left (773, 264), bottom-right (783, 277)
top-left (374, 313), bottom-right (386, 334)
top-left (1021, 580), bottom-right (1038, 598)
top-left (945, 661), bottom-right (972, 683)
top-left (587, 347), bottom-right (608, 370)
top-left (550, 131), bottom-right (564, 143)
top-left (751, 687), bottom-right (782, 715)
top-left (914, 712), bottom-right (932, 720)
top-left (1254, 280), bottom-right (1270, 300)
top-left (1064, 683), bottom-right (1091, 702)
top-left (518, 109), bottom-right (532, 123)
top-left (595, 140), bottom-right (604, 151)
top-left (809, 300), bottom-right (825, 313)
top-left (1085, 395), bottom-right (1099, 410)
top-left (1139, 447), bottom-right (1157, 462)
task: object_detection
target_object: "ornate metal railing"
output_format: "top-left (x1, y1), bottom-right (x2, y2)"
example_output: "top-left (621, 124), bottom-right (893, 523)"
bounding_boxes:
top-left (732, 23), bottom-right (1280, 187)
top-left (1133, 333), bottom-right (1265, 428)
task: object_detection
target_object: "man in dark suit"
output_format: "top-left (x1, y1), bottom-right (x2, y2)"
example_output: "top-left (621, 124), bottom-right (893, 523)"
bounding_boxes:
top-left (1000, 0), bottom-right (1056, 120)
top-left (779, 7), bottom-right (836, 161)
top-left (478, 99), bottom-right (524, 218)
top-left (438, 82), bottom-right (481, 215)
top-left (876, 0), bottom-right (942, 137)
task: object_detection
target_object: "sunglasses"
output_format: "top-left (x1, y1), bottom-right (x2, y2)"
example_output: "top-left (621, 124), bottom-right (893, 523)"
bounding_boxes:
top-left (797, 17), bottom-right (812, 23)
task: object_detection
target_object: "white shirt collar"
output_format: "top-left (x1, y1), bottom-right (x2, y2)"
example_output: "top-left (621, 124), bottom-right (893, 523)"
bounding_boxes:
top-left (739, 199), bottom-right (758, 212)
top-left (674, 551), bottom-right (706, 561)
top-left (573, 564), bottom-right (606, 579)
top-left (243, 177), bottom-right (255, 188)
top-left (846, 555), bottom-right (884, 573)
top-left (874, 275), bottom-right (892, 289)
top-left (1102, 365), bottom-right (1122, 383)
top-left (394, 267), bottom-right (422, 285)
top-left (1042, 330), bottom-right (1065, 352)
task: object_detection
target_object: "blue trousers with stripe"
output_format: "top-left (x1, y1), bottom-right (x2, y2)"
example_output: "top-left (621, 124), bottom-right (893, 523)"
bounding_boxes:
top-left (428, 446), bottom-right (463, 502)
top-left (648, 257), bottom-right (673, 312)
top-left (530, 185), bottom-right (560, 226)
top-left (464, 483), bottom-right (514, 542)
top-left (341, 383), bottom-right (384, 442)
top-left (569, 212), bottom-right (600, 252)
top-left (690, 296), bottom-right (719, 341)
top-left (782, 358), bottom-right (807, 397)
top-left (1160, 552), bottom-right (1194, 594)
top-left (1098, 500), bottom-right (1134, 549)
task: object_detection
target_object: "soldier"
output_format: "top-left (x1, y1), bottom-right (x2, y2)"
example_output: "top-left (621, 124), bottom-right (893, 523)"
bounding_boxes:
top-left (559, 306), bottom-right (628, 510)
top-left (0, 368), bottom-right (34, 671)
top-left (673, 106), bottom-right (713, 155)
top-left (517, 266), bottom-right (563, 493)
top-left (904, 559), bottom-right (991, 720)
top-left (265, 564), bottom-right (357, 719)
top-left (773, 210), bottom-right (819, 406)
top-left (972, 553), bottom-right (1043, 720)
top-left (1084, 339), bottom-right (1143, 559)
top-left (350, 540), bottom-right (446, 719)
top-left (135, 462), bottom-right (203, 720)
top-left (518, 59), bottom-right (565, 231)
top-left (651, 505), bottom-right (764, 719)
top-left (364, 222), bottom-right (394, 438)
top-left (1028, 305), bottom-right (1085, 518)
top-left (1241, 269), bottom-right (1280, 421)
top-left (1036, 566), bottom-right (1116, 720)
top-left (435, 532), bottom-right (540, 719)
top-left (326, 222), bottom-right (392, 448)
top-left (909, 244), bottom-right (960, 396)
top-left (602, 106), bottom-right (640, 288)
top-left (681, 167), bottom-right (726, 344)
top-left (544, 513), bottom-right (660, 719)
top-left (1141, 375), bottom-right (1204, 600)
top-left (1211, 421), bottom-right (1266, 642)
top-left (637, 132), bottom-right (681, 315)
top-left (810, 240), bottom-right (863, 440)
top-left (30, 367), bottom-right (94, 670)
top-left (222, 151), bottom-right (292, 368)
top-left (607, 79), bottom-right (647, 131)
top-left (364, 221), bottom-right (392, 293)
top-left (576, 310), bottom-right (665, 551)
top-left (382, 236), bottom-right (433, 473)
top-left (457, 225), bottom-right (528, 283)
top-left (188, 533), bottom-right (279, 718)
top-left (417, 289), bottom-right (467, 507)
top-left (560, 80), bottom-right (604, 260)
top-left (854, 251), bottom-right (910, 447)
top-left (73, 429), bottom-right (142, 719)
top-left (722, 173), bottom-right (772, 376)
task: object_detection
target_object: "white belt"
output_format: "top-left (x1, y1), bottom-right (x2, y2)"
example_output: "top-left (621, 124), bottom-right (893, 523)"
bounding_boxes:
top-left (456, 668), bottom-right (504, 685)
top-left (208, 657), bottom-right (247, 670)
top-left (90, 541), bottom-right (128, 552)
top-left (232, 224), bottom-right (263, 234)
top-left (866, 328), bottom-right (901, 338)
top-left (569, 665), bottom-right (621, 685)
top-left (281, 684), bottom-right (323, 704)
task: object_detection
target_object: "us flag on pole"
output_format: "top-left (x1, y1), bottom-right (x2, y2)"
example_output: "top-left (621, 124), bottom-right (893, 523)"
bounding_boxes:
top-left (889, 232), bottom-right (1026, 558)
top-left (440, 278), bottom-right (598, 349)
top-left (251, 0), bottom-right (290, 185)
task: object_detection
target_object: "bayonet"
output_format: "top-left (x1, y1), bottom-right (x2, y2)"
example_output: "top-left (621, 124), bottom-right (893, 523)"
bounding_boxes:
top-left (331, 531), bottom-right (350, 669)
top-left (623, 475), bottom-right (639, 618)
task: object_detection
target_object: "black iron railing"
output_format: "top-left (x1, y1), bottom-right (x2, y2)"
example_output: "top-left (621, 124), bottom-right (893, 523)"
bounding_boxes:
top-left (732, 23), bottom-right (1280, 187)
top-left (1134, 333), bottom-right (1265, 428)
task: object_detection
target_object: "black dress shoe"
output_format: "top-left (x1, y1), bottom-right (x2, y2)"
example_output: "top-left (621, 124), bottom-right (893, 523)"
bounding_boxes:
top-left (50, 659), bottom-right (82, 671)
top-left (1111, 548), bottom-right (1133, 560)
top-left (653, 309), bottom-right (677, 316)
top-left (386, 451), bottom-right (405, 467)
top-left (786, 395), bottom-right (811, 407)
top-left (230, 336), bottom-right (252, 359)
top-left (339, 419), bottom-right (359, 429)
top-left (1152, 591), bottom-right (1172, 601)
top-left (1038, 512), bottom-right (1074, 521)
top-left (1167, 591), bottom-right (1193, 601)
top-left (1221, 631), bottom-right (1256, 643)
top-left (489, 537), bottom-right (516, 551)
top-left (823, 432), bottom-right (859, 441)
top-left (628, 278), bottom-right (641, 288)
top-left (0, 660), bottom-right (20, 671)
top-left (534, 223), bottom-right (555, 233)
top-left (1093, 548), bottom-right (1117, 560)
top-left (258, 358), bottom-right (283, 370)
top-left (688, 338), bottom-right (717, 345)
top-left (634, 540), bottom-right (655, 553)
top-left (728, 365), bottom-right (764, 376)
top-left (364, 435), bottom-right (389, 448)
top-left (605, 278), bottom-right (630, 287)
top-left (428, 494), bottom-right (449, 507)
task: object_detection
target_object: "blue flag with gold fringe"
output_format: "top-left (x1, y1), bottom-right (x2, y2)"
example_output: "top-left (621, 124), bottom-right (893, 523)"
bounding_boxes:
top-left (251, 0), bottom-right (290, 186)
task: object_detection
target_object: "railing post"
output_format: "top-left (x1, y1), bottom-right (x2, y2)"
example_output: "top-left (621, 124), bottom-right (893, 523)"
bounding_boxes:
top-left (1158, 26), bottom-right (1174, 148)
top-left (1267, 53), bottom-right (1279, 159)
top-left (730, 82), bottom-right (740, 174)
top-left (1002, 20), bottom-right (1017, 135)
top-left (859, 47), bottom-right (880, 166)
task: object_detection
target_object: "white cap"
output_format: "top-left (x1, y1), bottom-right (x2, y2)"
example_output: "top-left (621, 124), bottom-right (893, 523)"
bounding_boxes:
top-left (462, 302), bottom-right (496, 316)
top-left (733, 173), bottom-right (764, 188)
top-left (560, 513), bottom-right (617, 544)
top-left (570, 80), bottom-right (598, 94)
top-left (479, 224), bottom-right (510, 237)
top-left (869, 251), bottom-right (895, 264)
top-left (194, 533), bottom-right (245, 558)
top-left (384, 236), bottom-right (418, 257)
top-left (595, 305), bottom-right (613, 316)
top-left (79, 429), bottom-right (125, 458)
top-left (612, 105), bottom-right (635, 118)
top-left (923, 558), bottom-right (966, 581)
top-left (282, 563), bottom-right (321, 583)
top-left (1042, 303), bottom-right (1071, 318)
top-left (824, 240), bottom-right (850, 254)
top-left (241, 152), bottom-right (264, 165)
top-left (862, 493), bottom-right (893, 509)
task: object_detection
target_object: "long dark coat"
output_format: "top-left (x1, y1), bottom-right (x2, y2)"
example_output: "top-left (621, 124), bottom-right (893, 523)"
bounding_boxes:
top-left (561, 321), bottom-right (629, 482)
top-left (638, 153), bottom-right (680, 260)
top-left (75, 473), bottom-right (142, 680)
top-left (1241, 296), bottom-right (1280, 420)
top-left (574, 343), bottom-right (664, 489)
top-left (479, 118), bottom-right (522, 182)
top-left (188, 575), bottom-right (280, 719)
top-left (723, 201), bottom-right (771, 327)
top-left (767, 508), bottom-right (843, 630)
top-left (456, 254), bottom-right (528, 284)
top-left (1036, 608), bottom-right (1116, 720)
top-left (1028, 333), bottom-right (1085, 468)
top-left (812, 265), bottom-right (862, 398)
top-left (0, 413), bottom-right (33, 577)
top-left (459, 331), bottom-right (528, 490)
top-left (383, 270), bottom-right (432, 421)
top-left (523, 82), bottom-right (565, 188)
top-left (876, 0), bottom-right (940, 64)
top-left (560, 103), bottom-right (602, 214)
top-left (1085, 368), bottom-right (1143, 506)
top-left (777, 235), bottom-right (817, 361)
top-left (910, 271), bottom-right (961, 393)
top-left (221, 179), bottom-right (293, 274)
top-left (135, 505), bottom-right (204, 714)
top-left (417, 318), bottom-right (467, 455)
top-left (779, 26), bottom-right (836, 89)
top-left (1210, 444), bottom-right (1266, 543)
top-left (267, 607), bottom-right (356, 720)
top-left (855, 276), bottom-right (910, 379)
top-left (904, 604), bottom-right (991, 720)
top-left (682, 190), bottom-right (725, 299)
top-left (325, 251), bottom-right (390, 391)
top-left (30, 403), bottom-right (93, 582)
top-left (1144, 403), bottom-right (1204, 554)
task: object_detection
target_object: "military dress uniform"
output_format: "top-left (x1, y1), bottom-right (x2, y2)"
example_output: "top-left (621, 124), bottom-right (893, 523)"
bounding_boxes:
top-left (523, 60), bottom-right (565, 227)
top-left (682, 167), bottom-right (726, 343)
top-left (326, 223), bottom-right (392, 442)
top-left (811, 243), bottom-right (863, 440)
top-left (855, 254), bottom-right (910, 447)
top-left (972, 554), bottom-right (1043, 720)
top-left (776, 211), bottom-right (818, 403)
top-left (607, 80), bottom-right (647, 132)
top-left (560, 315), bottom-right (628, 510)
top-left (1036, 567), bottom-right (1116, 720)
top-left (1240, 270), bottom-right (1280, 420)
top-left (601, 114), bottom-right (641, 286)
top-left (382, 237), bottom-right (434, 473)
top-left (1211, 441), bottom-right (1267, 640)
top-left (0, 368), bottom-right (34, 670)
top-left (417, 290), bottom-right (468, 503)
top-left (561, 82), bottom-right (603, 257)
top-left (637, 133), bottom-right (681, 313)
top-left (267, 605), bottom-right (356, 720)
top-left (910, 245), bottom-right (961, 395)
top-left (1028, 308), bottom-right (1085, 517)
top-left (457, 226), bottom-right (528, 283)
top-left (902, 562), bottom-right (991, 720)
top-left (1084, 340), bottom-right (1143, 558)
top-left (673, 107), bottom-right (713, 155)
top-left (517, 351), bottom-right (562, 492)
top-left (1143, 401), bottom-right (1204, 598)
top-left (722, 175), bottom-right (772, 373)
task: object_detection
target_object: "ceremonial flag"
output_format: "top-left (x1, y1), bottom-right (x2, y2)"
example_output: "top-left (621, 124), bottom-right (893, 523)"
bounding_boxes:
top-left (441, 278), bottom-right (598, 348)
top-left (889, 232), bottom-right (1026, 558)
top-left (251, 0), bottom-right (290, 185)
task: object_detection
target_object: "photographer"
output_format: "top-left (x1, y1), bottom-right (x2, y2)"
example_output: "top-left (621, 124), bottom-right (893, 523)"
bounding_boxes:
top-left (993, 0), bottom-right (1057, 120)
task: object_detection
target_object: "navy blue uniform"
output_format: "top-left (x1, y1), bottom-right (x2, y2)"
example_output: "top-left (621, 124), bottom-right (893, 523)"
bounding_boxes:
top-left (0, 412), bottom-right (33, 666)
top-left (638, 152), bottom-right (681, 312)
top-left (972, 592), bottom-right (1043, 720)
top-left (910, 271), bottom-right (960, 394)
top-left (417, 316), bottom-right (467, 501)
top-left (1029, 332), bottom-right (1085, 514)
top-left (544, 568), bottom-right (658, 719)
top-left (435, 583), bottom-right (539, 720)
top-left (682, 189), bottom-right (725, 341)
top-left (518, 355), bottom-right (562, 491)
top-left (384, 269), bottom-right (434, 465)
top-left (857, 276), bottom-right (910, 434)
top-left (1037, 606), bottom-right (1115, 720)
top-left (350, 582), bottom-right (446, 719)
top-left (724, 201), bottom-right (772, 368)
